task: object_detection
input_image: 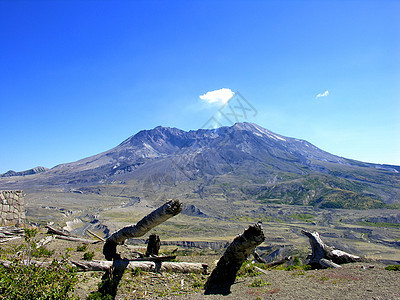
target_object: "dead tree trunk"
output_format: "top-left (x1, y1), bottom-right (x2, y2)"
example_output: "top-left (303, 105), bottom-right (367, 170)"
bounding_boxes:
top-left (204, 223), bottom-right (265, 295)
top-left (145, 234), bottom-right (160, 257)
top-left (103, 199), bottom-right (182, 260)
top-left (302, 230), bottom-right (362, 268)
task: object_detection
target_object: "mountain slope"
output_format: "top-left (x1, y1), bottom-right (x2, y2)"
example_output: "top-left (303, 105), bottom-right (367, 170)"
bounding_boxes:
top-left (1, 123), bottom-right (399, 209)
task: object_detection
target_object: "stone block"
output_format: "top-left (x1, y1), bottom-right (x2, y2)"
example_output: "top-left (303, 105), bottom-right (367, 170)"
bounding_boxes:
top-left (3, 205), bottom-right (9, 212)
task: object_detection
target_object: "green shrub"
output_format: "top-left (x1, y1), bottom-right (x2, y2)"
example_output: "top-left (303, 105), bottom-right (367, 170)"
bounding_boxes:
top-left (0, 228), bottom-right (77, 299)
top-left (77, 244), bottom-right (88, 252)
top-left (131, 267), bottom-right (142, 276)
top-left (249, 278), bottom-right (271, 287)
top-left (236, 261), bottom-right (261, 278)
top-left (385, 265), bottom-right (400, 271)
top-left (83, 251), bottom-right (95, 261)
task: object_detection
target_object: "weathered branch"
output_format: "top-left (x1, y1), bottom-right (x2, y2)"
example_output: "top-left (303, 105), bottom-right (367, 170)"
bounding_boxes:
top-left (86, 229), bottom-right (105, 242)
top-left (1, 259), bottom-right (208, 274)
top-left (302, 230), bottom-right (362, 268)
top-left (70, 260), bottom-right (208, 274)
top-left (45, 225), bottom-right (70, 237)
top-left (0, 236), bottom-right (22, 243)
top-left (264, 256), bottom-right (291, 268)
top-left (103, 199), bottom-right (182, 260)
top-left (55, 235), bottom-right (101, 244)
top-left (36, 236), bottom-right (54, 248)
top-left (252, 250), bottom-right (267, 264)
top-left (205, 222), bottom-right (265, 295)
top-left (128, 255), bottom-right (176, 262)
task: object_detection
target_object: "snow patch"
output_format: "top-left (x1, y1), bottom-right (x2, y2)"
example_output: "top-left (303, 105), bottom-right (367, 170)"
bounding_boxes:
top-left (253, 126), bottom-right (287, 142)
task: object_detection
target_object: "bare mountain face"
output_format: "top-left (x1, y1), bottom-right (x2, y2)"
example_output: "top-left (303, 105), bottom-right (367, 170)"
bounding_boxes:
top-left (1, 123), bottom-right (399, 209)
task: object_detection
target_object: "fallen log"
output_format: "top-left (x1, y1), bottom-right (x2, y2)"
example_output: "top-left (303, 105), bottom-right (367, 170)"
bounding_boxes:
top-left (302, 230), bottom-right (362, 268)
top-left (70, 260), bottom-right (208, 274)
top-left (1, 259), bottom-right (52, 269)
top-left (253, 265), bottom-right (270, 275)
top-left (128, 255), bottom-right (176, 262)
top-left (0, 226), bottom-right (24, 236)
top-left (45, 225), bottom-right (70, 237)
top-left (1, 258), bottom-right (207, 274)
top-left (36, 236), bottom-right (54, 248)
top-left (204, 222), bottom-right (265, 295)
top-left (55, 235), bottom-right (101, 244)
top-left (252, 250), bottom-right (267, 264)
top-left (0, 236), bottom-right (22, 243)
top-left (264, 256), bottom-right (291, 268)
top-left (103, 199), bottom-right (182, 260)
top-left (86, 229), bottom-right (105, 242)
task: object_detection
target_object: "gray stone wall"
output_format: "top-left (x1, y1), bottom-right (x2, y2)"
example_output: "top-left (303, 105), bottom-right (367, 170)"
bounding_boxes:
top-left (0, 190), bottom-right (25, 226)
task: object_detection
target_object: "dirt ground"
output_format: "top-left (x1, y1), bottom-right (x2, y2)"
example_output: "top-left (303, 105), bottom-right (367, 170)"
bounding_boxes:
top-left (171, 261), bottom-right (400, 300)
top-left (76, 253), bottom-right (400, 300)
top-left (2, 232), bottom-right (400, 299)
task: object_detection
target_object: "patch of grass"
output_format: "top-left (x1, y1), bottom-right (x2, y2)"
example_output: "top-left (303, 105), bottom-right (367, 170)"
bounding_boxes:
top-left (284, 264), bottom-right (311, 271)
top-left (76, 244), bottom-right (88, 252)
top-left (385, 265), bottom-right (400, 271)
top-left (359, 221), bottom-right (400, 229)
top-left (131, 267), bottom-right (143, 276)
top-left (291, 270), bottom-right (306, 276)
top-left (289, 213), bottom-right (315, 222)
top-left (319, 276), bottom-right (329, 281)
top-left (236, 261), bottom-right (261, 278)
top-left (249, 278), bottom-right (271, 287)
top-left (83, 251), bottom-right (95, 261)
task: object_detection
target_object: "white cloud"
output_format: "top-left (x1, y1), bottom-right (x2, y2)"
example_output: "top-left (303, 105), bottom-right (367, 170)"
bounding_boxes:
top-left (199, 88), bottom-right (234, 105)
top-left (316, 90), bottom-right (329, 99)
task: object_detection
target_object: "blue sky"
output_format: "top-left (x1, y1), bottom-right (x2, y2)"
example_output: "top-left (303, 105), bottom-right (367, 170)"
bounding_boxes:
top-left (0, 0), bottom-right (399, 173)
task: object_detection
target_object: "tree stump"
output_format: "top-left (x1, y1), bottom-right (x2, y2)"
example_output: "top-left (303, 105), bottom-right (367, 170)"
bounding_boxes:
top-left (302, 230), bottom-right (362, 268)
top-left (145, 234), bottom-right (160, 257)
top-left (204, 222), bottom-right (265, 295)
top-left (103, 199), bottom-right (182, 260)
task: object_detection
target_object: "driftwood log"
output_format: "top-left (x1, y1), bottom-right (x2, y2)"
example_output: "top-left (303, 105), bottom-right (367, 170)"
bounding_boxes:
top-left (45, 225), bottom-right (70, 237)
top-left (0, 259), bottom-right (208, 274)
top-left (55, 235), bottom-right (101, 244)
top-left (103, 199), bottom-right (182, 260)
top-left (86, 229), bottom-right (105, 242)
top-left (205, 222), bottom-right (265, 295)
top-left (70, 260), bottom-right (208, 274)
top-left (36, 236), bottom-right (54, 248)
top-left (302, 230), bottom-right (362, 268)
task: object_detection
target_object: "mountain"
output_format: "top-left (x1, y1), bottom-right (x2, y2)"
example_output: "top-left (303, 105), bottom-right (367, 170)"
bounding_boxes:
top-left (1, 123), bottom-right (399, 209)
top-left (1, 166), bottom-right (48, 177)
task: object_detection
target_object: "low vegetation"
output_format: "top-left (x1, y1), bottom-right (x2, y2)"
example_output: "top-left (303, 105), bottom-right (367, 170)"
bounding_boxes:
top-left (0, 228), bottom-right (78, 299)
top-left (385, 265), bottom-right (400, 271)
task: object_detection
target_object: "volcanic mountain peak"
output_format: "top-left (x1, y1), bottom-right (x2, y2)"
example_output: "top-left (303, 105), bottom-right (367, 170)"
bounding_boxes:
top-left (1, 122), bottom-right (399, 208)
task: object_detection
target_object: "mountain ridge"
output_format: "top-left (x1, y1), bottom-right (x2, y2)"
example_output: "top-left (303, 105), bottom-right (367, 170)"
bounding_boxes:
top-left (1, 122), bottom-right (399, 209)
